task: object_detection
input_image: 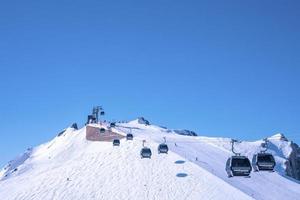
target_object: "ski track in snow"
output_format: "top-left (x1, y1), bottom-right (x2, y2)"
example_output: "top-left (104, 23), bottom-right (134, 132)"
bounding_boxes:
top-left (0, 121), bottom-right (299, 200)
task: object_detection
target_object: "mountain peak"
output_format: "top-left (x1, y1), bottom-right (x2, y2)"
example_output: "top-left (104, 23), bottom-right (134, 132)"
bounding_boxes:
top-left (268, 133), bottom-right (288, 141)
top-left (128, 117), bottom-right (150, 125)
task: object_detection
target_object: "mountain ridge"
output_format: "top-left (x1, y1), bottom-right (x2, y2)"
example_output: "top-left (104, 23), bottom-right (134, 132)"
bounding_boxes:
top-left (1, 119), bottom-right (300, 200)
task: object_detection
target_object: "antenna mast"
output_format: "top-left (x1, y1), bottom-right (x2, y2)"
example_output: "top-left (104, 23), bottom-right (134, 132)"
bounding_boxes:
top-left (92, 106), bottom-right (104, 123)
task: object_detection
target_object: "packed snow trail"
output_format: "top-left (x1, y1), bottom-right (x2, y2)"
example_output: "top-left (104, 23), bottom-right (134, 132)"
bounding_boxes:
top-left (0, 126), bottom-right (252, 200)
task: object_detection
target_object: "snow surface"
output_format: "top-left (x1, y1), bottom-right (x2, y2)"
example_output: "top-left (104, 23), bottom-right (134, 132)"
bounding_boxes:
top-left (0, 121), bottom-right (299, 200)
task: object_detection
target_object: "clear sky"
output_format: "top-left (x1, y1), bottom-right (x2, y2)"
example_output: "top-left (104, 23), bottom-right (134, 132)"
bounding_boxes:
top-left (0, 0), bottom-right (299, 167)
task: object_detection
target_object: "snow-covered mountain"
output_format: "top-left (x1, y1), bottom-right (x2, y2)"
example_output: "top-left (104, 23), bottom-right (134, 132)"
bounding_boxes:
top-left (1, 119), bottom-right (300, 200)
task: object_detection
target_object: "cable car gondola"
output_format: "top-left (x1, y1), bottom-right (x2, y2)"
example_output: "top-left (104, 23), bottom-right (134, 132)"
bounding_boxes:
top-left (158, 143), bottom-right (168, 154)
top-left (226, 139), bottom-right (252, 177)
top-left (140, 147), bottom-right (152, 159)
top-left (100, 128), bottom-right (106, 133)
top-left (113, 139), bottom-right (120, 146)
top-left (126, 133), bottom-right (133, 140)
top-left (110, 122), bottom-right (116, 128)
top-left (252, 153), bottom-right (275, 172)
top-left (226, 156), bottom-right (252, 177)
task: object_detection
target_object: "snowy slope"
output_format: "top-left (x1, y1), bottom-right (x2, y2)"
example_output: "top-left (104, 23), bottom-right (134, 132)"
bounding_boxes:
top-left (0, 121), bottom-right (299, 200)
top-left (117, 120), bottom-right (300, 200)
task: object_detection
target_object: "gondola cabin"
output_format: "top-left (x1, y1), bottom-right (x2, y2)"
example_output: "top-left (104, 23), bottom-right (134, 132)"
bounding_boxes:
top-left (110, 122), bottom-right (116, 128)
top-left (126, 133), bottom-right (133, 140)
top-left (100, 128), bottom-right (106, 133)
top-left (140, 147), bottom-right (152, 159)
top-left (158, 143), bottom-right (168, 154)
top-left (113, 139), bottom-right (120, 146)
top-left (226, 156), bottom-right (252, 177)
top-left (252, 153), bottom-right (275, 171)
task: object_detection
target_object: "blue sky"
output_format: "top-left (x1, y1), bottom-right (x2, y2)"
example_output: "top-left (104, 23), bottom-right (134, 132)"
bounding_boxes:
top-left (0, 0), bottom-right (299, 167)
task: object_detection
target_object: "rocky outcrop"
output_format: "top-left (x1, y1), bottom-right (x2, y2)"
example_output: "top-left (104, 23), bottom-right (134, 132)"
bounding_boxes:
top-left (57, 129), bottom-right (66, 137)
top-left (1, 148), bottom-right (32, 180)
top-left (138, 117), bottom-right (150, 125)
top-left (173, 129), bottom-right (197, 136)
top-left (285, 142), bottom-right (300, 180)
top-left (71, 123), bottom-right (78, 130)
